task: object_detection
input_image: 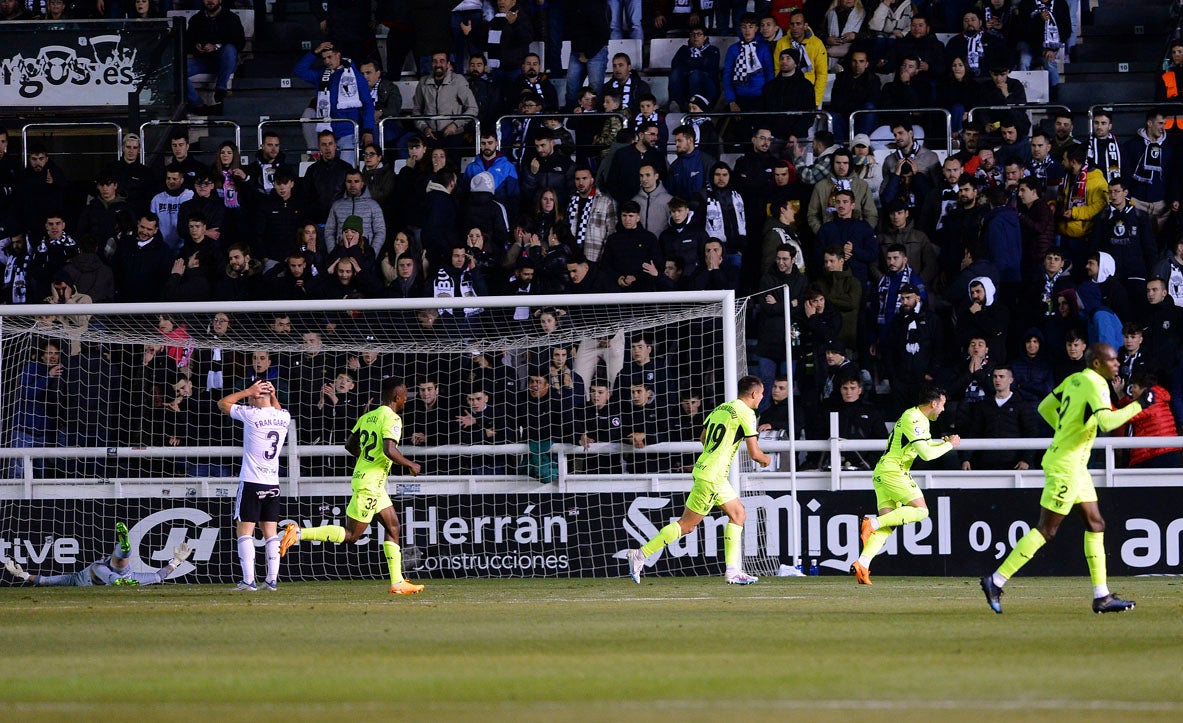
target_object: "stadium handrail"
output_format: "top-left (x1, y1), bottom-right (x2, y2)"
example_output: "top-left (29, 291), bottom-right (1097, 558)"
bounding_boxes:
top-left (849, 108), bottom-right (952, 151)
top-left (493, 112), bottom-right (627, 155)
top-left (379, 114), bottom-right (481, 158)
top-left (20, 121), bottom-right (124, 166)
top-left (682, 110), bottom-right (834, 135)
top-left (967, 103), bottom-right (1072, 123)
top-left (256, 117), bottom-right (363, 166)
top-left (1088, 101), bottom-right (1183, 126)
top-left (139, 118), bottom-right (243, 162)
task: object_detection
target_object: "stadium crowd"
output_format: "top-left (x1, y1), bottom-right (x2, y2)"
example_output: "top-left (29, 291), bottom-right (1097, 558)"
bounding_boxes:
top-left (2, 0), bottom-right (1183, 476)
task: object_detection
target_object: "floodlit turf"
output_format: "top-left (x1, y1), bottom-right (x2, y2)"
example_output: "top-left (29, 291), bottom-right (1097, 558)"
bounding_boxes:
top-left (2, 576), bottom-right (1182, 721)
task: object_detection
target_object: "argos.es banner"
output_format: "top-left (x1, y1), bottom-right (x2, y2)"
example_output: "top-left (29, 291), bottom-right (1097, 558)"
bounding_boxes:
top-left (0, 19), bottom-right (181, 109)
top-left (0, 488), bottom-right (1179, 584)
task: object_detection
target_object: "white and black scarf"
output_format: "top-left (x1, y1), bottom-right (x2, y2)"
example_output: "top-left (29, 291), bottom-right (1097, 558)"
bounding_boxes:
top-left (1032, 0), bottom-right (1061, 49)
top-left (1132, 134), bottom-right (1164, 185)
top-left (1041, 268), bottom-right (1068, 313)
top-left (317, 60), bottom-right (362, 132)
top-left (935, 185), bottom-right (958, 230)
top-left (434, 266), bottom-right (481, 316)
top-left (1088, 134), bottom-right (1122, 182)
top-left (964, 32), bottom-right (984, 74)
top-left (673, 0), bottom-right (692, 12)
top-left (732, 40), bottom-right (763, 83)
top-left (569, 192), bottom-right (594, 245)
top-left (792, 40), bottom-right (813, 74)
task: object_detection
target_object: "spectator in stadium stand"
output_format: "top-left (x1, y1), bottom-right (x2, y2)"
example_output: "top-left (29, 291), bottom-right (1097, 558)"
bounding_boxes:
top-left (957, 274), bottom-right (1009, 359)
top-left (464, 132), bottom-right (520, 211)
top-left (1117, 372), bottom-right (1182, 467)
top-left (633, 163), bottom-right (673, 236)
top-left (869, 240), bottom-right (926, 354)
top-left (752, 244), bottom-right (810, 402)
top-left (600, 201), bottom-right (662, 293)
top-left (881, 282), bottom-right (943, 414)
top-left (697, 163), bottom-right (748, 271)
top-left (874, 199), bottom-right (938, 286)
top-left (462, 175), bottom-right (511, 252)
top-left (761, 47), bottom-right (818, 140)
top-left (13, 145), bottom-right (69, 242)
top-left (111, 214), bottom-right (175, 303)
top-left (162, 247), bottom-right (213, 303)
top-left (1049, 111), bottom-right (1080, 165)
top-left (618, 333), bottom-right (675, 403)
top-left (723, 14), bottom-right (776, 113)
top-left (1152, 236), bottom-right (1183, 306)
top-left (177, 173), bottom-right (225, 245)
top-left (603, 122), bottom-right (664, 204)
top-left (602, 53), bottom-right (651, 117)
top-left (1053, 328), bottom-right (1088, 383)
top-left (995, 116), bottom-right (1032, 166)
top-left (670, 389), bottom-right (705, 472)
top-left (298, 131), bottom-right (350, 226)
top-left (816, 188), bottom-right (877, 287)
top-left (0, 0), bottom-right (32, 21)
top-left (774, 11), bottom-right (828, 108)
top-left (1118, 322), bottom-right (1152, 384)
top-left (499, 51), bottom-right (554, 113)
top-left (1156, 40), bottom-right (1183, 113)
top-left (1085, 110), bottom-right (1121, 184)
top-left (948, 239), bottom-right (1002, 311)
top-left (1015, 0), bottom-right (1068, 100)
top-left (819, 342), bottom-right (860, 403)
top-left (689, 237), bottom-right (740, 291)
top-left (1057, 144), bottom-right (1108, 261)
top-left (522, 130), bottom-right (572, 203)
top-left (573, 378), bottom-right (623, 472)
top-left (267, 250), bottom-right (324, 301)
top-left (822, 0), bottom-right (866, 67)
top-left (830, 50), bottom-right (881, 140)
top-left (793, 129), bottom-right (840, 187)
top-left (889, 14), bottom-right (944, 103)
top-left (958, 365), bottom-right (1041, 471)
top-left (1001, 159), bottom-right (1026, 204)
top-left (808, 148), bottom-right (878, 235)
top-left (660, 196), bottom-right (709, 277)
top-left (9, 339), bottom-right (63, 479)
top-left (758, 376), bottom-right (790, 432)
top-left (156, 133), bottom-right (207, 193)
top-left (669, 27), bottom-right (721, 113)
top-left (936, 174), bottom-right (987, 285)
top-left (666, 125), bottom-right (717, 202)
top-left (324, 169), bottom-right (387, 256)
top-left (251, 170), bottom-right (302, 272)
top-left (100, 134), bottom-right (149, 217)
top-left (0, 232), bottom-right (30, 304)
top-left (866, 0), bottom-right (912, 71)
top-left (812, 373), bottom-right (886, 470)
top-left (416, 168), bottom-right (458, 270)
top-left (1077, 268), bottom-right (1124, 352)
top-left (944, 9), bottom-right (1005, 80)
top-left (1011, 327), bottom-right (1054, 405)
top-left (1044, 289), bottom-right (1086, 367)
top-left (882, 121), bottom-right (941, 187)
top-left (1122, 110), bottom-right (1179, 235)
top-left (981, 185), bottom-right (1023, 302)
top-left (212, 242), bottom-right (263, 301)
top-left (410, 50), bottom-right (477, 159)
top-left (567, 164), bottom-right (618, 262)
top-left (326, 215), bottom-right (380, 281)
top-left (76, 175), bottom-right (130, 254)
top-left (1026, 128), bottom-right (1066, 196)
top-left (564, 0), bottom-right (611, 109)
top-left (1092, 177), bottom-right (1156, 311)
top-left (178, 212), bottom-right (226, 274)
top-left (760, 196), bottom-right (804, 273)
top-left (1142, 277), bottom-right (1183, 373)
top-left (61, 235), bottom-right (114, 304)
top-left (457, 58), bottom-right (500, 142)
top-left (880, 154), bottom-right (931, 216)
top-left (182, 0), bottom-right (244, 115)
top-left (815, 246), bottom-right (862, 350)
top-left (294, 41), bottom-right (376, 161)
top-left (513, 366), bottom-right (574, 472)
top-left (544, 345), bottom-right (584, 403)
top-left (465, 0), bottom-right (533, 80)
top-left (239, 131), bottom-right (292, 205)
top-left (915, 155), bottom-right (959, 237)
top-left (357, 143), bottom-right (395, 210)
top-left (621, 381), bottom-right (670, 474)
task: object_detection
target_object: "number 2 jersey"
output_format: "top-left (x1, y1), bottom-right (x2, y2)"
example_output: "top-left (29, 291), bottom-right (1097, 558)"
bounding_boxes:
top-left (229, 404), bottom-right (292, 486)
top-left (351, 405), bottom-right (403, 479)
top-left (693, 399), bottom-right (758, 482)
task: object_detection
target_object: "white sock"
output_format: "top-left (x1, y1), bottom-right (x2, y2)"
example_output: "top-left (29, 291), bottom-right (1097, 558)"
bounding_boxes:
top-left (264, 536), bottom-right (280, 583)
top-left (237, 535), bottom-right (256, 585)
top-left (1093, 584), bottom-right (1110, 599)
top-left (857, 554), bottom-right (872, 568)
top-left (725, 565), bottom-right (738, 576)
top-left (868, 516), bottom-right (880, 531)
top-left (992, 572), bottom-right (1007, 588)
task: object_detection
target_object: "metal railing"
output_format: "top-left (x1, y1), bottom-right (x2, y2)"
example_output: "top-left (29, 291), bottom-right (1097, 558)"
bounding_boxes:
top-left (383, 114), bottom-right (480, 158)
top-left (257, 117), bottom-right (362, 167)
top-left (139, 119), bottom-right (243, 166)
top-left (20, 122), bottom-right (124, 165)
top-left (968, 103), bottom-right (1072, 124)
top-left (1088, 101), bottom-right (1183, 127)
top-left (849, 108), bottom-right (953, 151)
top-left (681, 110), bottom-right (833, 152)
top-left (493, 111), bottom-right (626, 158)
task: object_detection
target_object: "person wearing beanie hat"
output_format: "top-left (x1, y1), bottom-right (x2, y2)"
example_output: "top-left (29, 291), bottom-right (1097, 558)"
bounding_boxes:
top-left (342, 215), bottom-right (364, 234)
top-left (470, 171), bottom-right (496, 194)
top-left (669, 27), bottom-right (722, 113)
top-left (849, 129), bottom-right (883, 195)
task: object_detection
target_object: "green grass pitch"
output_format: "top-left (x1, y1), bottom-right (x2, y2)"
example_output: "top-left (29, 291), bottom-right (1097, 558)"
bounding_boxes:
top-left (2, 576), bottom-right (1182, 721)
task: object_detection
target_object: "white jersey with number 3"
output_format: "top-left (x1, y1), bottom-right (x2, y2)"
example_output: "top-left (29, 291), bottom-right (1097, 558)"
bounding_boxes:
top-left (230, 405), bottom-right (292, 486)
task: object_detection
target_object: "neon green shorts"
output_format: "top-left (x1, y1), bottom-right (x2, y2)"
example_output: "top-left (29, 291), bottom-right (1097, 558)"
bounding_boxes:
top-left (346, 473), bottom-right (392, 524)
top-left (872, 470), bottom-right (924, 510)
top-left (1039, 463), bottom-right (1097, 516)
top-left (685, 474), bottom-right (738, 516)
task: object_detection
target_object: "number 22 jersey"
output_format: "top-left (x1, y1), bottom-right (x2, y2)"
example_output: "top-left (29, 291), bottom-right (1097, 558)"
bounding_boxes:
top-left (351, 405), bottom-right (403, 479)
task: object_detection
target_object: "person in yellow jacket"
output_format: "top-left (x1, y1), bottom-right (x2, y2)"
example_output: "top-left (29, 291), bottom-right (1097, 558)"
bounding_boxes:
top-left (1057, 144), bottom-right (1108, 241)
top-left (774, 10), bottom-right (828, 108)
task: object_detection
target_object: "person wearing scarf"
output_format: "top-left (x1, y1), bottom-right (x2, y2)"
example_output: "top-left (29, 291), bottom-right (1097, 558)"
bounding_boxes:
top-left (1086, 111), bottom-right (1122, 183)
top-left (874, 242), bottom-right (926, 352)
top-left (1016, 0), bottom-right (1068, 96)
top-left (945, 9), bottom-right (1005, 79)
top-left (1121, 109), bottom-right (1180, 234)
top-left (1056, 144), bottom-right (1107, 249)
top-left (294, 42), bottom-right (376, 159)
top-left (723, 13), bottom-right (775, 111)
top-left (774, 10), bottom-right (829, 108)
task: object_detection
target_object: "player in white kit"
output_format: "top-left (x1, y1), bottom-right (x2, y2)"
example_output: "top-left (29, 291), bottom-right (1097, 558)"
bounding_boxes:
top-left (219, 379), bottom-right (291, 591)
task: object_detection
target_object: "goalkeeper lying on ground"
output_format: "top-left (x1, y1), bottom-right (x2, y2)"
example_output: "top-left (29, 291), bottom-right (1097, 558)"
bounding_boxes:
top-left (3, 522), bottom-right (192, 587)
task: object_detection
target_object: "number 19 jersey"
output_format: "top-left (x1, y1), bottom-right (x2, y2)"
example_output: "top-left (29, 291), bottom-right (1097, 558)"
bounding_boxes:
top-left (351, 405), bottom-right (403, 480)
top-left (229, 404), bottom-right (291, 486)
top-left (693, 399), bottom-right (758, 482)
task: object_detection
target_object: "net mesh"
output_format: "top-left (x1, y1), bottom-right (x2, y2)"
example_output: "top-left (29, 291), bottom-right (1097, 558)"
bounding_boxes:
top-left (0, 294), bottom-right (783, 581)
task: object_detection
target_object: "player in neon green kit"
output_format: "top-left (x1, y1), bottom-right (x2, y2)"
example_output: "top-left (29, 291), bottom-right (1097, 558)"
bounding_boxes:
top-left (280, 377), bottom-right (425, 594)
top-left (850, 385), bottom-right (960, 585)
top-left (627, 375), bottom-right (772, 584)
top-left (981, 343), bottom-right (1151, 614)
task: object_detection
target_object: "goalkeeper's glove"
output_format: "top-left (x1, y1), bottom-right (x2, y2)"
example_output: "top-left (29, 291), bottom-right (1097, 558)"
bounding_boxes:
top-left (5, 558), bottom-right (30, 581)
top-left (169, 543), bottom-right (193, 568)
top-left (1138, 387), bottom-right (1157, 408)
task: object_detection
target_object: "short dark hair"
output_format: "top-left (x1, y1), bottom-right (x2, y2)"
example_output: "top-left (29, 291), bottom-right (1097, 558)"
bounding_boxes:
top-left (738, 375), bottom-right (763, 396)
top-left (918, 385), bottom-right (946, 406)
top-left (381, 377), bottom-right (406, 401)
top-left (619, 200), bottom-right (641, 215)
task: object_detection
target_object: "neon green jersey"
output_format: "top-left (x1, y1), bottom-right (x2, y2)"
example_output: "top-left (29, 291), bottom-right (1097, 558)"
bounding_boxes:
top-left (874, 406), bottom-right (952, 474)
top-left (350, 405), bottom-right (403, 478)
top-left (693, 399), bottom-right (758, 481)
top-left (1039, 368), bottom-right (1143, 468)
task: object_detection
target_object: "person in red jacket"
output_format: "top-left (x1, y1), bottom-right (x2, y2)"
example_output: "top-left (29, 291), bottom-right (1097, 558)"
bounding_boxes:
top-left (1117, 372), bottom-right (1181, 468)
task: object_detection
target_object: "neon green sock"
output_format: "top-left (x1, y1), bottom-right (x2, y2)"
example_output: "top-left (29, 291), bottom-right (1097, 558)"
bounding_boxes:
top-left (997, 528), bottom-right (1047, 580)
top-left (383, 540), bottom-right (404, 585)
top-left (300, 525), bottom-right (346, 544)
top-left (875, 505), bottom-right (929, 529)
top-left (641, 522), bottom-right (682, 557)
top-left (857, 528), bottom-right (894, 568)
top-left (724, 523), bottom-right (743, 571)
top-left (1084, 531), bottom-right (1106, 588)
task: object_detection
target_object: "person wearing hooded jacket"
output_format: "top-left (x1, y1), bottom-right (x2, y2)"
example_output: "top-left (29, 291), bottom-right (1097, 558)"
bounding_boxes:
top-left (1080, 250), bottom-right (1131, 324)
top-left (659, 200), bottom-right (710, 278)
top-left (1116, 373), bottom-right (1182, 467)
top-left (462, 172), bottom-right (512, 252)
top-left (956, 276), bottom-right (1009, 364)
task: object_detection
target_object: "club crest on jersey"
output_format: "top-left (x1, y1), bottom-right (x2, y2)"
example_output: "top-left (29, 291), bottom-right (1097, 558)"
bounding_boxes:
top-left (913, 425), bottom-right (924, 436)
